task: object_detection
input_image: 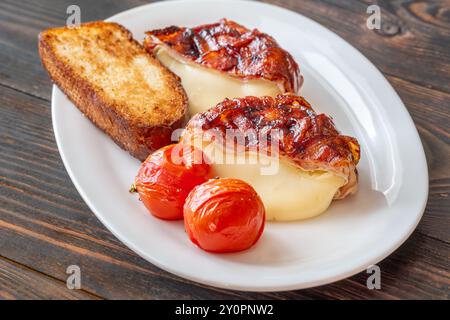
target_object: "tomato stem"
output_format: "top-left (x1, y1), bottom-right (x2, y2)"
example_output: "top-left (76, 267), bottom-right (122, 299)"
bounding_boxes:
top-left (129, 183), bottom-right (137, 193)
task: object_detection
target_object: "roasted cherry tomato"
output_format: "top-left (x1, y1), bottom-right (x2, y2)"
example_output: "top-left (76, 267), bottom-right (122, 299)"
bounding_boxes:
top-left (183, 178), bottom-right (265, 253)
top-left (135, 144), bottom-right (210, 220)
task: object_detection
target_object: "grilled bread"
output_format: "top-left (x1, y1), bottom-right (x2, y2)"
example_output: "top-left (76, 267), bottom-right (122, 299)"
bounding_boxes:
top-left (39, 22), bottom-right (188, 160)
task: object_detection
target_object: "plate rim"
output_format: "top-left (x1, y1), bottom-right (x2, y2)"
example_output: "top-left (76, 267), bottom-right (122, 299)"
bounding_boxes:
top-left (51, 0), bottom-right (429, 292)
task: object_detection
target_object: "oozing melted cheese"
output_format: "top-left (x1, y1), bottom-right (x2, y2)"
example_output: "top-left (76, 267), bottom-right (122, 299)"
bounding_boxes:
top-left (189, 140), bottom-right (346, 221)
top-left (155, 46), bottom-right (283, 116)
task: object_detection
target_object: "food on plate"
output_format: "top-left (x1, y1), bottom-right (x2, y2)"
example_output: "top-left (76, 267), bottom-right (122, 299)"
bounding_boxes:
top-left (144, 19), bottom-right (302, 115)
top-left (135, 144), bottom-right (211, 220)
top-left (41, 17), bottom-right (359, 254)
top-left (39, 21), bottom-right (188, 161)
top-left (184, 178), bottom-right (265, 253)
top-left (181, 94), bottom-right (360, 221)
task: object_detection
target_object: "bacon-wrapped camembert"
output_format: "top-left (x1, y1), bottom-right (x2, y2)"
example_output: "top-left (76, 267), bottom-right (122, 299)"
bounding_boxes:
top-left (180, 94), bottom-right (360, 221)
top-left (144, 19), bottom-right (302, 116)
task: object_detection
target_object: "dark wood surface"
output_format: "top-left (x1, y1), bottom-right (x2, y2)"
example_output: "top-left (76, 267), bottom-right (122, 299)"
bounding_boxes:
top-left (0, 0), bottom-right (449, 300)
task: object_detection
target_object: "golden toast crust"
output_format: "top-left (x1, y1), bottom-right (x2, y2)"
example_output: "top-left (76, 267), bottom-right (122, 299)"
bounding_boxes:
top-left (39, 22), bottom-right (188, 160)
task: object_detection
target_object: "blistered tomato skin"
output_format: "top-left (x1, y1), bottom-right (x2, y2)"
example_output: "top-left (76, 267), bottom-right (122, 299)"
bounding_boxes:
top-left (184, 178), bottom-right (266, 253)
top-left (135, 144), bottom-right (210, 220)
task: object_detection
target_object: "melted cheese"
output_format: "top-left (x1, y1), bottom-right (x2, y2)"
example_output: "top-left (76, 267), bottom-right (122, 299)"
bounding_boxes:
top-left (194, 141), bottom-right (346, 221)
top-left (155, 46), bottom-right (283, 116)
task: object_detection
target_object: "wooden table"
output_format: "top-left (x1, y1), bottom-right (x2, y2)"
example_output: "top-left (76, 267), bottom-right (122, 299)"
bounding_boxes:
top-left (0, 0), bottom-right (449, 300)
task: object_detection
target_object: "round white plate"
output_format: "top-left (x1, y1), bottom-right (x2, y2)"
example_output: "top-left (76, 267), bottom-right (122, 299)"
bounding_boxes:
top-left (52, 0), bottom-right (428, 291)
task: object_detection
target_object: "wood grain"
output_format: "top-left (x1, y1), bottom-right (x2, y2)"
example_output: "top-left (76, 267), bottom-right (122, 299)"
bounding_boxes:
top-left (0, 256), bottom-right (100, 300)
top-left (0, 0), bottom-right (449, 299)
top-left (265, 0), bottom-right (450, 94)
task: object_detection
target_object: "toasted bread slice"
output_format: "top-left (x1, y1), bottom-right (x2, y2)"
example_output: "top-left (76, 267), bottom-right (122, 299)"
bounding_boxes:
top-left (38, 22), bottom-right (188, 160)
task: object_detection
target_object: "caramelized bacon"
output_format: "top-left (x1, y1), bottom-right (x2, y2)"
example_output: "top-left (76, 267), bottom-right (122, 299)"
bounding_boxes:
top-left (145, 19), bottom-right (302, 93)
top-left (182, 94), bottom-right (360, 198)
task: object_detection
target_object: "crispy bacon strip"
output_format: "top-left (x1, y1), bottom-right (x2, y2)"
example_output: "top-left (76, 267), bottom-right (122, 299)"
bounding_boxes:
top-left (182, 94), bottom-right (360, 198)
top-left (145, 19), bottom-right (302, 93)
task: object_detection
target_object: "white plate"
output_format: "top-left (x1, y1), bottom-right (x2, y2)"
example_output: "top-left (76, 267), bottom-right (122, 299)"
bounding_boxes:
top-left (52, 0), bottom-right (428, 291)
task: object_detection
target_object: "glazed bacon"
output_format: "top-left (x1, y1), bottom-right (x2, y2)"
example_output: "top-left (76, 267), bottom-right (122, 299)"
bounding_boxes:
top-left (144, 19), bottom-right (302, 93)
top-left (182, 94), bottom-right (360, 198)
